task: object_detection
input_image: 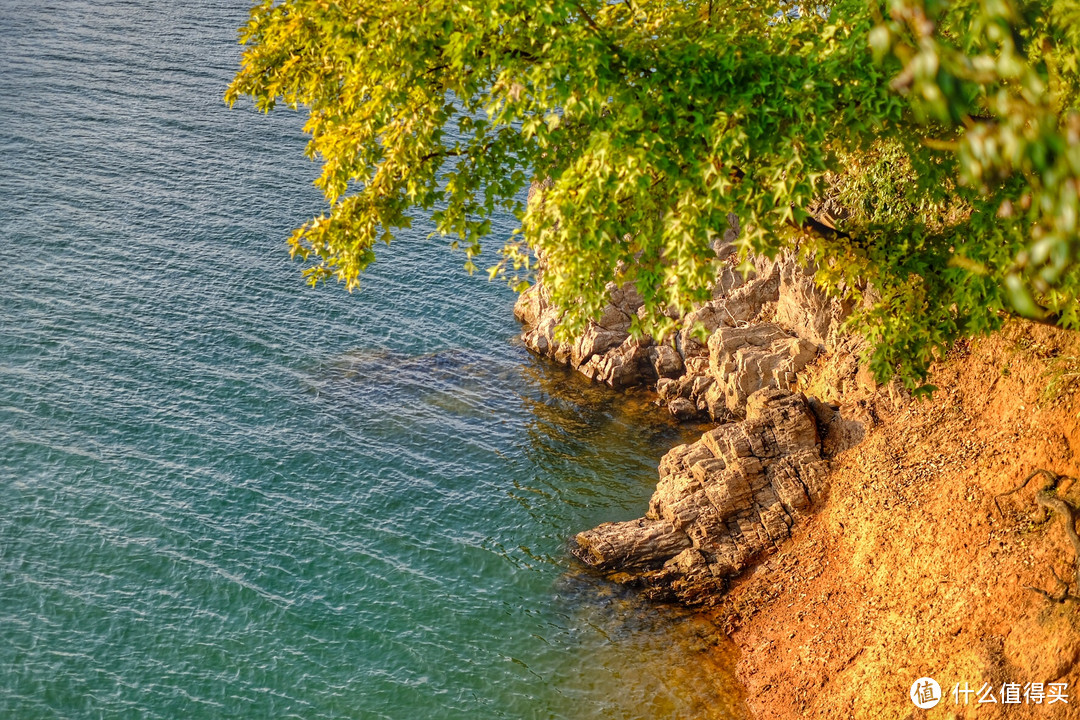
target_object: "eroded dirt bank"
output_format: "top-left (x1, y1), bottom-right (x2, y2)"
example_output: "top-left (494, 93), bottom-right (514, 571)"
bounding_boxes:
top-left (717, 321), bottom-right (1080, 719)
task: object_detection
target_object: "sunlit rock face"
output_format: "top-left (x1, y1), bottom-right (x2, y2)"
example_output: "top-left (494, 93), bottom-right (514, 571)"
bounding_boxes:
top-left (572, 388), bottom-right (829, 606)
top-left (514, 245), bottom-right (845, 422)
top-left (514, 186), bottom-right (863, 605)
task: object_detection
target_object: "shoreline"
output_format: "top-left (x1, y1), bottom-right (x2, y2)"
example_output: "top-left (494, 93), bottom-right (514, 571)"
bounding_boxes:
top-left (518, 262), bottom-right (1080, 717)
top-left (516, 245), bottom-right (872, 604)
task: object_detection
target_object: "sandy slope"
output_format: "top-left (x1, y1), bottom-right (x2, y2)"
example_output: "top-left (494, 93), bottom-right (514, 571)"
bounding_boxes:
top-left (717, 321), bottom-right (1080, 719)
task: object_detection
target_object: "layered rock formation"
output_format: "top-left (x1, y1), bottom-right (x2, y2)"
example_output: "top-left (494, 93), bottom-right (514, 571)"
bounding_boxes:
top-left (512, 217), bottom-right (863, 603)
top-left (572, 388), bottom-right (830, 605)
top-left (514, 248), bottom-right (841, 423)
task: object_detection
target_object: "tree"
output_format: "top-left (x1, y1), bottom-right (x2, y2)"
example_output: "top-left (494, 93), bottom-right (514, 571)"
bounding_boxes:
top-left (226, 0), bottom-right (1080, 389)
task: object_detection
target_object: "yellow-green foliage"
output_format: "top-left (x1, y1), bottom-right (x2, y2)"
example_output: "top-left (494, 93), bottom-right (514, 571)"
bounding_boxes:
top-left (226, 0), bottom-right (1080, 389)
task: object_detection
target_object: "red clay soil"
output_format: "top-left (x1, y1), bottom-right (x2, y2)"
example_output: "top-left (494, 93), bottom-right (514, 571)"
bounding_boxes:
top-left (715, 321), bottom-right (1080, 719)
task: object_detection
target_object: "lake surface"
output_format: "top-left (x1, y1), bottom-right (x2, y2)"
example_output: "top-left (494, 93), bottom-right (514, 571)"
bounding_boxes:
top-left (0, 2), bottom-right (747, 718)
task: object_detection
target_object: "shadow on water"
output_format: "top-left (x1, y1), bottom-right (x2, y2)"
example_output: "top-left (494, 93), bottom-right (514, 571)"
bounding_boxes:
top-left (514, 352), bottom-right (712, 449)
top-left (507, 353), bottom-right (711, 522)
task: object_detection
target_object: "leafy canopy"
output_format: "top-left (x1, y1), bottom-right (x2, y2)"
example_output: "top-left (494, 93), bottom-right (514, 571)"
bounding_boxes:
top-left (226, 0), bottom-right (1080, 388)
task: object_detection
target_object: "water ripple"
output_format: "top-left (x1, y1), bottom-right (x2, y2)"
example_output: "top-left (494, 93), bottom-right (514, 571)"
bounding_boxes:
top-left (0, 2), bottom-right (747, 718)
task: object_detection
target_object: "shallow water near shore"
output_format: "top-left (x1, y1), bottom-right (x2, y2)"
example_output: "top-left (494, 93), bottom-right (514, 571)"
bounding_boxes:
top-left (0, 2), bottom-right (747, 718)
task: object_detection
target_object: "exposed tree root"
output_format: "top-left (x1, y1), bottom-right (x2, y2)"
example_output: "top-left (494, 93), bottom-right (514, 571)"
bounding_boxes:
top-left (994, 468), bottom-right (1059, 518)
top-left (996, 469), bottom-right (1080, 604)
top-left (1025, 566), bottom-right (1075, 603)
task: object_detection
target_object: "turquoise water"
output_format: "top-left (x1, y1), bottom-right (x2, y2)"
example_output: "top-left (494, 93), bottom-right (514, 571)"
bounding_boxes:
top-left (0, 2), bottom-right (746, 718)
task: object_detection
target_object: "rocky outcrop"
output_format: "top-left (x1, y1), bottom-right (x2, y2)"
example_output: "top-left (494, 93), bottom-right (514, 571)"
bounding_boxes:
top-left (775, 256), bottom-right (854, 349)
top-left (513, 198), bottom-right (865, 606)
top-left (515, 249), bottom-right (839, 422)
top-left (572, 388), bottom-right (830, 605)
top-left (706, 325), bottom-right (818, 416)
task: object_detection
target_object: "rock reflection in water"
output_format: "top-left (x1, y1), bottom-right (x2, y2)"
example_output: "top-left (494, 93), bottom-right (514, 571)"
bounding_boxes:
top-left (550, 570), bottom-right (750, 720)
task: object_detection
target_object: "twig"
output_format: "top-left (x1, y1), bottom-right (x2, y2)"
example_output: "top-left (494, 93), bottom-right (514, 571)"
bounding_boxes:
top-left (1036, 490), bottom-right (1080, 593)
top-left (1025, 567), bottom-right (1073, 603)
top-left (573, 2), bottom-right (631, 71)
